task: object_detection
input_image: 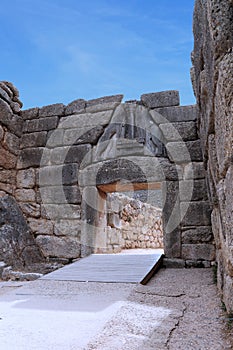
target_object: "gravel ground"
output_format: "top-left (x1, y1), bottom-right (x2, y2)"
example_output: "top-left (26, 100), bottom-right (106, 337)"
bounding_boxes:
top-left (0, 268), bottom-right (232, 349)
top-left (85, 268), bottom-right (233, 350)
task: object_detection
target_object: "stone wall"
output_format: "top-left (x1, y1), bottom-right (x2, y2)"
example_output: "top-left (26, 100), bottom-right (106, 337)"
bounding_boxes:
top-left (0, 81), bottom-right (216, 269)
top-left (192, 0), bottom-right (233, 311)
top-left (0, 82), bottom-right (44, 268)
top-left (105, 193), bottom-right (163, 253)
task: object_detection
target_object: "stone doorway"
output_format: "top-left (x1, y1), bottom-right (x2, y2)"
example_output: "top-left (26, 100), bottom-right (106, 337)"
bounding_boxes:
top-left (95, 181), bottom-right (164, 254)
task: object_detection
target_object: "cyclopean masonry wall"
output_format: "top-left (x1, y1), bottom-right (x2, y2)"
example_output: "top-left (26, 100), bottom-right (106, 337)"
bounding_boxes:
top-left (0, 82), bottom-right (44, 269)
top-left (0, 82), bottom-right (215, 268)
top-left (192, 0), bottom-right (233, 312)
top-left (104, 193), bottom-right (163, 253)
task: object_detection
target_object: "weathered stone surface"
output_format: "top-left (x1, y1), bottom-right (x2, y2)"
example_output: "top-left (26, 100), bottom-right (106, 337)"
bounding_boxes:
top-left (28, 218), bottom-right (53, 235)
top-left (151, 105), bottom-right (197, 124)
top-left (0, 183), bottom-right (14, 194)
top-left (160, 121), bottom-right (197, 142)
top-left (86, 101), bottom-right (120, 113)
top-left (193, 0), bottom-right (233, 312)
top-left (162, 181), bottom-right (180, 234)
top-left (215, 52), bottom-right (233, 177)
top-left (21, 107), bottom-right (39, 120)
top-left (0, 86), bottom-right (12, 104)
top-left (184, 162), bottom-right (206, 180)
top-left (20, 202), bottom-right (41, 218)
top-left (11, 101), bottom-right (21, 114)
top-left (0, 146), bottom-right (17, 169)
top-left (0, 195), bottom-right (44, 268)
top-left (54, 219), bottom-right (81, 237)
top-left (179, 179), bottom-right (208, 202)
top-left (3, 81), bottom-right (19, 97)
top-left (46, 129), bottom-right (64, 148)
top-left (36, 235), bottom-right (81, 258)
top-left (3, 132), bottom-right (20, 155)
top-left (39, 186), bottom-right (81, 204)
top-left (60, 110), bottom-right (113, 129)
top-left (141, 91), bottom-right (180, 108)
top-left (182, 244), bottom-right (215, 261)
top-left (2, 267), bottom-right (43, 281)
top-left (65, 99), bottom-right (86, 115)
top-left (21, 131), bottom-right (47, 149)
top-left (24, 116), bottom-right (58, 132)
top-left (17, 148), bottom-right (44, 169)
top-left (163, 258), bottom-right (185, 268)
top-left (50, 144), bottom-right (91, 165)
top-left (166, 140), bottom-right (203, 163)
top-left (86, 94), bottom-right (123, 108)
top-left (164, 227), bottom-right (181, 259)
top-left (39, 103), bottom-right (65, 117)
top-left (41, 204), bottom-right (81, 220)
top-left (181, 201), bottom-right (212, 227)
top-left (0, 125), bottom-right (4, 141)
top-left (0, 82), bottom-right (13, 99)
top-left (182, 226), bottom-right (213, 244)
top-left (17, 168), bottom-right (35, 188)
top-left (63, 126), bottom-right (104, 145)
top-left (15, 189), bottom-right (36, 202)
top-left (0, 99), bottom-right (23, 137)
top-left (0, 170), bottom-right (16, 184)
top-left (39, 163), bottom-right (78, 186)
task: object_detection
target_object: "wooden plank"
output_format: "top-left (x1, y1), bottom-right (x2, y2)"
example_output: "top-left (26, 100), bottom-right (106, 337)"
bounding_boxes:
top-left (41, 252), bottom-right (163, 284)
top-left (98, 181), bottom-right (161, 193)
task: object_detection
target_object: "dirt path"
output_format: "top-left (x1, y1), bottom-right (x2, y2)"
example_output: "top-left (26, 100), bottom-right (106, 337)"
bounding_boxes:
top-left (0, 268), bottom-right (232, 349)
top-left (86, 268), bottom-right (233, 350)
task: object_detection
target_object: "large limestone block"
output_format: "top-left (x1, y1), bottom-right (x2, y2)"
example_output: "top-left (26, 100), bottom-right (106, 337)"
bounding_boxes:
top-left (24, 116), bottom-right (58, 133)
top-left (152, 105), bottom-right (197, 124)
top-left (0, 195), bottom-right (44, 268)
top-left (182, 244), bottom-right (216, 261)
top-left (39, 163), bottom-right (78, 186)
top-left (160, 121), bottom-right (197, 142)
top-left (28, 218), bottom-right (54, 235)
top-left (40, 185), bottom-right (81, 204)
top-left (39, 103), bottom-right (65, 117)
top-left (181, 201), bottom-right (212, 227)
top-left (182, 226), bottom-right (213, 244)
top-left (141, 91), bottom-right (180, 108)
top-left (17, 168), bottom-right (35, 188)
top-left (36, 235), bottom-right (81, 259)
top-left (21, 131), bottom-right (47, 149)
top-left (0, 146), bottom-right (17, 169)
top-left (214, 52), bottom-right (233, 176)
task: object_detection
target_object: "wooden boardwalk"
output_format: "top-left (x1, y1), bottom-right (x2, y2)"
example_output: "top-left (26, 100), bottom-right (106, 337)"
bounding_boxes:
top-left (41, 250), bottom-right (164, 284)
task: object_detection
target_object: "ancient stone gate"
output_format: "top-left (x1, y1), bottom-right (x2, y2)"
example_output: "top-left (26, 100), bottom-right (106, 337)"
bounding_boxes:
top-left (0, 83), bottom-right (215, 268)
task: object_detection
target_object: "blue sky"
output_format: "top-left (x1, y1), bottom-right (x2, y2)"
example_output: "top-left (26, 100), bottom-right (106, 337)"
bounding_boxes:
top-left (1, 0), bottom-right (195, 109)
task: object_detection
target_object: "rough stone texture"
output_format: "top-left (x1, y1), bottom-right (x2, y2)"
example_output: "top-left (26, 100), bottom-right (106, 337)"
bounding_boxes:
top-left (28, 218), bottom-right (54, 235)
top-left (35, 235), bottom-right (81, 258)
top-left (20, 131), bottom-right (47, 149)
top-left (0, 195), bottom-right (44, 268)
top-left (17, 148), bottom-right (44, 169)
top-left (103, 193), bottom-right (163, 253)
top-left (39, 103), bottom-right (65, 117)
top-left (141, 90), bottom-right (180, 108)
top-left (160, 121), bottom-right (197, 142)
top-left (17, 168), bottom-right (36, 188)
top-left (192, 0), bottom-right (233, 312)
top-left (24, 116), bottom-right (58, 133)
top-left (0, 80), bottom-right (214, 268)
top-left (65, 99), bottom-right (86, 115)
top-left (3, 132), bottom-right (20, 155)
top-left (86, 94), bottom-right (123, 108)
